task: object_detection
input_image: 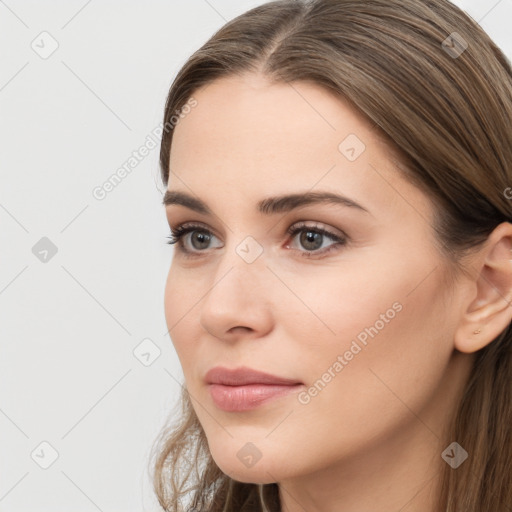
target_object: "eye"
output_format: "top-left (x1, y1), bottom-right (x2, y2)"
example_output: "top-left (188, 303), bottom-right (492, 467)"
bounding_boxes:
top-left (285, 221), bottom-right (347, 259)
top-left (166, 221), bottom-right (348, 259)
top-left (166, 222), bottom-right (221, 256)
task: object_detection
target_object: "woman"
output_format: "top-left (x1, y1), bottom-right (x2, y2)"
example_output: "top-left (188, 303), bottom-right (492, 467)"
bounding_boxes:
top-left (150, 0), bottom-right (512, 510)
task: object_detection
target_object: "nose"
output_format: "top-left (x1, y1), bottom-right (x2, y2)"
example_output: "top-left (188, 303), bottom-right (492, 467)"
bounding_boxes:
top-left (199, 242), bottom-right (273, 342)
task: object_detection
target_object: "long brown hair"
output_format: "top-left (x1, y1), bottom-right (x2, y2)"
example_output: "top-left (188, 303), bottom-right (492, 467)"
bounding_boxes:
top-left (150, 1), bottom-right (512, 510)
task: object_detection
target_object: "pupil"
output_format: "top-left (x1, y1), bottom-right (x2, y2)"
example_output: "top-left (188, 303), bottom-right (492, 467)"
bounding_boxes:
top-left (192, 232), bottom-right (210, 249)
top-left (301, 231), bottom-right (321, 250)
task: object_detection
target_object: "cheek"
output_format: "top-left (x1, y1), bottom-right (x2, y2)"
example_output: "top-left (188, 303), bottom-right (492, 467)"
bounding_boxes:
top-left (289, 245), bottom-right (450, 367)
top-left (279, 259), bottom-right (405, 367)
top-left (163, 266), bottom-right (178, 325)
top-left (290, 260), bottom-right (453, 451)
top-left (164, 265), bottom-right (200, 373)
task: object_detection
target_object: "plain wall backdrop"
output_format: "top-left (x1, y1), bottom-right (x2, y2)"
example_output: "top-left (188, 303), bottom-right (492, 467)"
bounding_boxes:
top-left (0, 1), bottom-right (510, 510)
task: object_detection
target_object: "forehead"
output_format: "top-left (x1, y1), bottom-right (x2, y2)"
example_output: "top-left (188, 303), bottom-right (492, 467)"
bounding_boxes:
top-left (175, 76), bottom-right (376, 171)
top-left (167, 74), bottom-right (431, 224)
top-left (170, 73), bottom-right (384, 164)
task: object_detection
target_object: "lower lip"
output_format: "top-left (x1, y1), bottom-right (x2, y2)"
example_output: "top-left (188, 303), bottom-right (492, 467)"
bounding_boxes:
top-left (208, 383), bottom-right (303, 412)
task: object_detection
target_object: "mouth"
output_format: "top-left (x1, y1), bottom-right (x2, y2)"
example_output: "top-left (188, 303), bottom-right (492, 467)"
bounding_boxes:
top-left (204, 366), bottom-right (304, 412)
top-left (208, 383), bottom-right (304, 412)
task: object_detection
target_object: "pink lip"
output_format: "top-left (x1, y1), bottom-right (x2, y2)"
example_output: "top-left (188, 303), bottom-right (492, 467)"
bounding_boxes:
top-left (205, 366), bottom-right (302, 386)
top-left (205, 366), bottom-right (304, 412)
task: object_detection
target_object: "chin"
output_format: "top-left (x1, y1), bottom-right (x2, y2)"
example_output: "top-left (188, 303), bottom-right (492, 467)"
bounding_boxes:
top-left (216, 463), bottom-right (279, 485)
top-left (209, 442), bottom-right (285, 484)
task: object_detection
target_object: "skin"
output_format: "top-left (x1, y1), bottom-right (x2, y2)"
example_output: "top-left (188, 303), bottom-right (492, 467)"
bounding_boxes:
top-left (163, 73), bottom-right (512, 512)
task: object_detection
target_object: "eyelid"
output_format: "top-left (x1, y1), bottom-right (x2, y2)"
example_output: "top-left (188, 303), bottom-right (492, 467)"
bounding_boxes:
top-left (170, 220), bottom-right (216, 236)
top-left (286, 220), bottom-right (346, 240)
top-left (168, 219), bottom-right (345, 239)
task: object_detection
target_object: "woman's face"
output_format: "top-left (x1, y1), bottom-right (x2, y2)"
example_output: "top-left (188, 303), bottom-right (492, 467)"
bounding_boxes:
top-left (163, 73), bottom-right (474, 485)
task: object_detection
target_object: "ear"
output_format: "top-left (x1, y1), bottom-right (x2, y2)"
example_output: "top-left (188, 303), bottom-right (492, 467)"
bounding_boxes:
top-left (454, 222), bottom-right (512, 353)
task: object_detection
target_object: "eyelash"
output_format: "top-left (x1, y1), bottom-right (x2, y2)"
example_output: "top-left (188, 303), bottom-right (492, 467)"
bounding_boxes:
top-left (165, 221), bottom-right (348, 259)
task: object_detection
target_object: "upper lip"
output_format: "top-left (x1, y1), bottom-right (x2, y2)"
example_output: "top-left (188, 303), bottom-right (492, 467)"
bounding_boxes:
top-left (205, 366), bottom-right (302, 386)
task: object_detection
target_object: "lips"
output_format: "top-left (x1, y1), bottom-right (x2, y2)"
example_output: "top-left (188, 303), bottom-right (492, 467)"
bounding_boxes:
top-left (204, 366), bottom-right (304, 412)
top-left (204, 366), bottom-right (302, 386)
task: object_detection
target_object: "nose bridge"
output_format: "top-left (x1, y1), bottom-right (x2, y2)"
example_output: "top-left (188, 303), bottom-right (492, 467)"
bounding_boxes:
top-left (211, 233), bottom-right (267, 300)
top-left (199, 233), bottom-right (271, 336)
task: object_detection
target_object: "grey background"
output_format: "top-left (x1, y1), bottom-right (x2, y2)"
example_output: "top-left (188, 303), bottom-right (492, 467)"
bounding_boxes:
top-left (0, 1), bottom-right (510, 511)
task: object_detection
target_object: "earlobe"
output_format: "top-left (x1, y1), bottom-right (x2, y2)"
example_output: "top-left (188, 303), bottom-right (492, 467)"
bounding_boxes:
top-left (454, 222), bottom-right (512, 354)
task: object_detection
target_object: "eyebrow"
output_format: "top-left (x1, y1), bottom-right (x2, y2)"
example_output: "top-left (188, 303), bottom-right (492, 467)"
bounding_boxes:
top-left (163, 189), bottom-right (370, 215)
